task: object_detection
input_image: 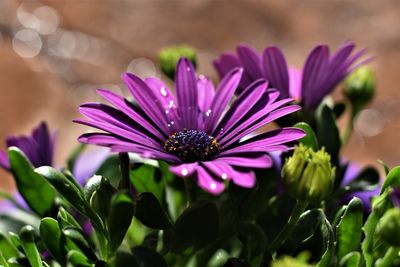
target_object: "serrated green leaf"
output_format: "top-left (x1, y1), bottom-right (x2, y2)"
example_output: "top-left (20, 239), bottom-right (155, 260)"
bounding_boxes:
top-left (19, 225), bottom-right (42, 267)
top-left (107, 193), bottom-right (135, 253)
top-left (8, 148), bottom-right (57, 216)
top-left (135, 192), bottom-right (172, 230)
top-left (336, 198), bottom-right (363, 261)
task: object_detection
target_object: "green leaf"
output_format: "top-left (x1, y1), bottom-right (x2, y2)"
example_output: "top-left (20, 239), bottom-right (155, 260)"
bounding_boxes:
top-left (66, 250), bottom-right (93, 267)
top-left (95, 155), bottom-right (121, 188)
top-left (284, 209), bottom-right (325, 252)
top-left (172, 200), bottom-right (219, 252)
top-left (8, 148), bottom-right (57, 216)
top-left (57, 207), bottom-right (82, 230)
top-left (130, 164), bottom-right (164, 201)
top-left (135, 192), bottom-right (172, 230)
top-left (381, 166), bottom-right (400, 193)
top-left (0, 250), bottom-right (10, 267)
top-left (131, 246), bottom-right (167, 267)
top-left (0, 232), bottom-right (20, 260)
top-left (377, 160), bottom-right (390, 176)
top-left (84, 175), bottom-right (117, 219)
top-left (39, 218), bottom-right (63, 263)
top-left (361, 211), bottom-right (379, 267)
top-left (336, 198), bottom-right (364, 260)
top-left (19, 225), bottom-right (43, 267)
top-left (339, 252), bottom-right (361, 267)
top-left (315, 104), bottom-right (341, 164)
top-left (293, 122), bottom-right (319, 150)
top-left (107, 193), bottom-right (135, 253)
top-left (35, 166), bottom-right (105, 235)
top-left (333, 102), bottom-right (346, 119)
top-left (62, 227), bottom-right (97, 262)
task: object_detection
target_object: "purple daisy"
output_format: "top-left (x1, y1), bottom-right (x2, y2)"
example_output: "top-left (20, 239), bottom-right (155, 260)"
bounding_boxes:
top-left (213, 42), bottom-right (370, 109)
top-left (74, 58), bottom-right (305, 195)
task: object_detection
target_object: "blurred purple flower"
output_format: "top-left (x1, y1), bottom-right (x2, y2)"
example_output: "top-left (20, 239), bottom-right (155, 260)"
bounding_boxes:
top-left (341, 162), bottom-right (380, 212)
top-left (214, 42), bottom-right (370, 109)
top-left (0, 122), bottom-right (55, 170)
top-left (75, 58), bottom-right (305, 195)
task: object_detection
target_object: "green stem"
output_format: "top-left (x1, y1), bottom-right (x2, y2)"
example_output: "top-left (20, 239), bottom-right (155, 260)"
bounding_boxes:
top-left (184, 178), bottom-right (194, 206)
top-left (342, 104), bottom-right (360, 145)
top-left (269, 201), bottom-right (308, 256)
top-left (377, 247), bottom-right (399, 267)
top-left (118, 152), bottom-right (130, 190)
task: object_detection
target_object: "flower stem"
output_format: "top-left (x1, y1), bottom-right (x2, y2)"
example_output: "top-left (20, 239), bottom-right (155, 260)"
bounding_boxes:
top-left (269, 200), bottom-right (308, 256)
top-left (118, 152), bottom-right (130, 190)
top-left (377, 247), bottom-right (400, 267)
top-left (342, 104), bottom-right (360, 145)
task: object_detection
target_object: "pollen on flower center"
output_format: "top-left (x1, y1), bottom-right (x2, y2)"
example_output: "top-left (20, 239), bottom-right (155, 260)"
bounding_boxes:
top-left (164, 129), bottom-right (220, 162)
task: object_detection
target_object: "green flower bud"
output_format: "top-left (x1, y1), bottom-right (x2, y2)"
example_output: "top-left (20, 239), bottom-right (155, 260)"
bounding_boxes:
top-left (158, 45), bottom-right (197, 79)
top-left (282, 144), bottom-right (335, 203)
top-left (376, 207), bottom-right (400, 247)
top-left (343, 66), bottom-right (375, 109)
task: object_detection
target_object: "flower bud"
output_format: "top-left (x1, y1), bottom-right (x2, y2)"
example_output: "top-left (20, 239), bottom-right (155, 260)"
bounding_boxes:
top-left (158, 45), bottom-right (197, 79)
top-left (282, 144), bottom-right (335, 203)
top-left (376, 207), bottom-right (400, 247)
top-left (343, 66), bottom-right (375, 109)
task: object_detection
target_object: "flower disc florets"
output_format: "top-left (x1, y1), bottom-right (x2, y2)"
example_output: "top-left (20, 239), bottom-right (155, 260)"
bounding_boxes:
top-left (164, 129), bottom-right (220, 162)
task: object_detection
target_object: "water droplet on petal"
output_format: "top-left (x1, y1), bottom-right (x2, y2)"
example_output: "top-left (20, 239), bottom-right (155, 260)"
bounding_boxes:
top-left (206, 109), bottom-right (212, 117)
top-left (169, 100), bottom-right (174, 108)
top-left (181, 168), bottom-right (188, 176)
top-left (221, 173), bottom-right (228, 180)
top-left (160, 86), bottom-right (167, 97)
top-left (186, 67), bottom-right (191, 72)
top-left (219, 128), bottom-right (224, 135)
top-left (210, 182), bottom-right (217, 190)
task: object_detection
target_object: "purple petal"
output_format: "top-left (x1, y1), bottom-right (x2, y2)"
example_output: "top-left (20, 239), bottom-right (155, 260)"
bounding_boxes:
top-left (122, 73), bottom-right (170, 134)
top-left (7, 136), bottom-right (41, 167)
top-left (237, 44), bottom-right (263, 80)
top-left (203, 161), bottom-right (256, 188)
top-left (96, 89), bottom-right (166, 141)
top-left (215, 154), bottom-right (273, 168)
top-left (301, 45), bottom-right (330, 109)
top-left (214, 80), bottom-right (268, 138)
top-left (204, 68), bottom-right (243, 134)
top-left (213, 52), bottom-right (242, 79)
top-left (197, 75), bottom-right (215, 129)
top-left (221, 127), bottom-right (305, 156)
top-left (170, 163), bottom-right (198, 177)
top-left (175, 58), bottom-right (198, 130)
top-left (288, 67), bottom-right (302, 99)
top-left (262, 46), bottom-right (290, 98)
top-left (31, 122), bottom-right (53, 166)
top-left (74, 114), bottom-right (162, 151)
top-left (196, 165), bottom-right (225, 195)
top-left (221, 103), bottom-right (301, 148)
top-left (72, 147), bottom-right (110, 186)
top-left (0, 150), bottom-right (9, 170)
top-left (144, 77), bottom-right (180, 133)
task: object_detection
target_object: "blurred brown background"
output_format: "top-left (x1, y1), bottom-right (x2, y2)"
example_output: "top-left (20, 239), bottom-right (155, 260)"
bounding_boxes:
top-left (1, 0), bottom-right (400, 191)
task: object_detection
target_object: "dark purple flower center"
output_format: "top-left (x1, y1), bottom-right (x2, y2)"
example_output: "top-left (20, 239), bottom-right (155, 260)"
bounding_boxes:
top-left (164, 129), bottom-right (220, 162)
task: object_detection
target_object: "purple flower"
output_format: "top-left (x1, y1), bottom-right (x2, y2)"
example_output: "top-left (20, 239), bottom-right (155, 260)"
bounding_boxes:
top-left (214, 42), bottom-right (370, 109)
top-left (341, 162), bottom-right (380, 212)
top-left (75, 58), bottom-right (305, 195)
top-left (0, 122), bottom-right (55, 170)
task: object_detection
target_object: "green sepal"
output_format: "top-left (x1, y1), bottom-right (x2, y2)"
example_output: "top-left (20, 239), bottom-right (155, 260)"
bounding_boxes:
top-left (293, 122), bottom-right (319, 150)
top-left (39, 218), bottom-right (63, 264)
